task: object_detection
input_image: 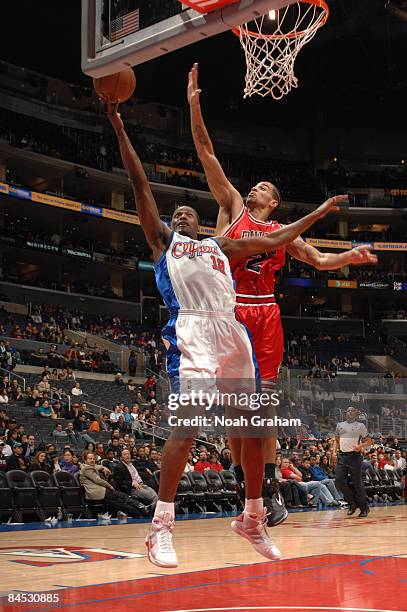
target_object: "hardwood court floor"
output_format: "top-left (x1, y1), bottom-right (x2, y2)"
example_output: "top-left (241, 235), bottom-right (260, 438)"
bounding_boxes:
top-left (0, 505), bottom-right (406, 611)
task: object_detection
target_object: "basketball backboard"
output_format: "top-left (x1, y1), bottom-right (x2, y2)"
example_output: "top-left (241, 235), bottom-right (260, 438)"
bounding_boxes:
top-left (82, 0), bottom-right (298, 78)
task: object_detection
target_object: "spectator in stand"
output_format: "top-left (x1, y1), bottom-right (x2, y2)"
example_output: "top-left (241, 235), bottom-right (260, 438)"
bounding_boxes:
top-left (275, 456), bottom-right (307, 508)
top-left (281, 436), bottom-right (302, 450)
top-left (102, 448), bottom-right (119, 470)
top-left (12, 386), bottom-right (24, 401)
top-left (320, 455), bottom-right (335, 477)
top-left (6, 443), bottom-right (29, 471)
top-left (108, 437), bottom-right (122, 459)
top-left (30, 451), bottom-right (52, 474)
top-left (114, 372), bottom-right (125, 386)
top-left (71, 382), bottom-right (83, 397)
top-left (49, 451), bottom-right (62, 473)
top-left (59, 449), bottom-right (79, 475)
top-left (379, 452), bottom-right (395, 470)
top-left (53, 423), bottom-right (68, 440)
top-left (281, 457), bottom-right (322, 507)
top-left (208, 452), bottom-right (223, 473)
top-left (88, 415), bottom-right (101, 434)
top-left (35, 400), bottom-right (57, 418)
top-left (65, 345), bottom-right (79, 367)
top-left (112, 449), bottom-right (157, 507)
top-left (394, 450), bottom-right (406, 470)
top-left (22, 434), bottom-right (36, 460)
top-left (144, 374), bottom-right (157, 394)
top-left (0, 439), bottom-right (12, 458)
top-left (111, 415), bottom-right (129, 434)
top-left (194, 450), bottom-right (211, 473)
top-left (65, 422), bottom-right (77, 444)
top-left (0, 388), bottom-right (9, 405)
top-left (95, 443), bottom-right (105, 462)
top-left (37, 375), bottom-right (51, 394)
top-left (184, 451), bottom-right (195, 473)
top-left (84, 441), bottom-right (96, 454)
top-left (109, 405), bottom-right (122, 424)
top-left (128, 351), bottom-right (137, 376)
top-left (298, 460), bottom-right (341, 508)
top-left (149, 349), bottom-right (162, 375)
top-left (73, 414), bottom-right (95, 445)
top-left (309, 456), bottom-right (346, 505)
top-left (220, 448), bottom-right (232, 470)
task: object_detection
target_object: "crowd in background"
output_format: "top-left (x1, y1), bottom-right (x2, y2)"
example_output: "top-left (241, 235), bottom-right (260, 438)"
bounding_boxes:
top-left (1, 368), bottom-right (406, 513)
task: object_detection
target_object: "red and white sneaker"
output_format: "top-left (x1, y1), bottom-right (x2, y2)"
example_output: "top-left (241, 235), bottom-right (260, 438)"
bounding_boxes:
top-left (145, 511), bottom-right (178, 568)
top-left (231, 509), bottom-right (282, 560)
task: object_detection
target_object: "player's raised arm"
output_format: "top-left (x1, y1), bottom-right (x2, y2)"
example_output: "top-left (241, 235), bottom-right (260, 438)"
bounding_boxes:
top-left (219, 195), bottom-right (350, 259)
top-left (106, 101), bottom-right (170, 259)
top-left (188, 63), bottom-right (243, 221)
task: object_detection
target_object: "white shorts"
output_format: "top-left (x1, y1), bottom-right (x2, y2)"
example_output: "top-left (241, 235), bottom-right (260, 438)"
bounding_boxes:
top-left (162, 311), bottom-right (260, 406)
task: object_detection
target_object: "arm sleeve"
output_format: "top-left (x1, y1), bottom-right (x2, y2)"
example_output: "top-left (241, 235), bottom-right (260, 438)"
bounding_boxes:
top-left (81, 469), bottom-right (112, 489)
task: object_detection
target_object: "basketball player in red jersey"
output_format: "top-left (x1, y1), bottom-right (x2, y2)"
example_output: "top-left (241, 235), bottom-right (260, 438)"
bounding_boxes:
top-left (188, 63), bottom-right (377, 525)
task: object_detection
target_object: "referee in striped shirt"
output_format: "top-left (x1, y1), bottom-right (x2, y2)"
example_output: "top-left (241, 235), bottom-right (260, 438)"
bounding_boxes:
top-left (333, 406), bottom-right (373, 518)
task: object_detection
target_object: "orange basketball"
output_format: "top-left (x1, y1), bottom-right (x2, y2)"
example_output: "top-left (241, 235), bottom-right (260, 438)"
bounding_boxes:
top-left (93, 67), bottom-right (136, 103)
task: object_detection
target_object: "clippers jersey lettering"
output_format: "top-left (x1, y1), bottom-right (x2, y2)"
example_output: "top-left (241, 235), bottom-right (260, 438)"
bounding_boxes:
top-left (223, 207), bottom-right (285, 299)
top-left (154, 231), bottom-right (236, 314)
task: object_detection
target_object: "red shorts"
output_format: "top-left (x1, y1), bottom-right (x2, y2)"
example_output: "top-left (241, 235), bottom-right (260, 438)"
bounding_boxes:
top-left (235, 304), bottom-right (283, 380)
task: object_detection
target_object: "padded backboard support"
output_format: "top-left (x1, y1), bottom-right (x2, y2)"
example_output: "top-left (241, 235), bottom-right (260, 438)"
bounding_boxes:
top-left (82, 0), bottom-right (298, 77)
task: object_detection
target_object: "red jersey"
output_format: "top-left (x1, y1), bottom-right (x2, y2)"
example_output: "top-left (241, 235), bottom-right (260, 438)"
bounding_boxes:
top-left (223, 206), bottom-right (285, 302)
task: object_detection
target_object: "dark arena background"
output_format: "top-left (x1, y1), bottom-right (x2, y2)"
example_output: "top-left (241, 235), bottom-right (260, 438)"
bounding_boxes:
top-left (0, 1), bottom-right (406, 611)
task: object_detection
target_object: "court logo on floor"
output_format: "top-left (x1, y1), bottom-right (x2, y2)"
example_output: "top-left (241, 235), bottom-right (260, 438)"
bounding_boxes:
top-left (0, 546), bottom-right (145, 566)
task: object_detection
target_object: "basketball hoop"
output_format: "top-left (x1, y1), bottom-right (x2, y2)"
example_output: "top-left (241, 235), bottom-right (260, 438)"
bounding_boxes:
top-left (232, 0), bottom-right (329, 100)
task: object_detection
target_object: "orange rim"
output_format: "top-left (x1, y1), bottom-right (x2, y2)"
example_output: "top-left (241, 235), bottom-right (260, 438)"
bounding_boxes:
top-left (231, 0), bottom-right (329, 41)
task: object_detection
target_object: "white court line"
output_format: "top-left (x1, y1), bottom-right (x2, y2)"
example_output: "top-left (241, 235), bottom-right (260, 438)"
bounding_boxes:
top-left (165, 607), bottom-right (407, 612)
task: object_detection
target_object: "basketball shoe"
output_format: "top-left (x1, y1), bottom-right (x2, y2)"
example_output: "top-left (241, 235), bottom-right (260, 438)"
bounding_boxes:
top-left (145, 511), bottom-right (178, 568)
top-left (231, 509), bottom-right (282, 560)
top-left (263, 478), bottom-right (288, 527)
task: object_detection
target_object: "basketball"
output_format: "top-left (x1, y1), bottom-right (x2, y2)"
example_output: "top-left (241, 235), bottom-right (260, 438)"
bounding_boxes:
top-left (93, 67), bottom-right (136, 102)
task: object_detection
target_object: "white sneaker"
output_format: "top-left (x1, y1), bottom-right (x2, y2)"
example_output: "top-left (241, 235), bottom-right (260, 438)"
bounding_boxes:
top-left (145, 511), bottom-right (178, 568)
top-left (231, 509), bottom-right (282, 561)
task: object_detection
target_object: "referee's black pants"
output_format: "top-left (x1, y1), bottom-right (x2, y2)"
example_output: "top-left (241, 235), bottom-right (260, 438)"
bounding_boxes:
top-left (335, 452), bottom-right (368, 511)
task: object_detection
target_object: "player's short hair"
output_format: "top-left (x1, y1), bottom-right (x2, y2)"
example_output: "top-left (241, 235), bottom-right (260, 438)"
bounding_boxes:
top-left (173, 205), bottom-right (201, 225)
top-left (266, 182), bottom-right (282, 211)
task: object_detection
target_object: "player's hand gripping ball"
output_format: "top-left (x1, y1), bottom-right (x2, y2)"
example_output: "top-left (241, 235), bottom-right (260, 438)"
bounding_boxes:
top-left (93, 67), bottom-right (136, 103)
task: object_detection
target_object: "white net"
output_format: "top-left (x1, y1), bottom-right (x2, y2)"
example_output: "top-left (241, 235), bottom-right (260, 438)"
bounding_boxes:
top-left (234, 0), bottom-right (329, 100)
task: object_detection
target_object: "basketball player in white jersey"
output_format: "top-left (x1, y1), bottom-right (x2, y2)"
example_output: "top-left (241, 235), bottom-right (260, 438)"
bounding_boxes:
top-left (187, 62), bottom-right (377, 527)
top-left (106, 101), bottom-right (347, 568)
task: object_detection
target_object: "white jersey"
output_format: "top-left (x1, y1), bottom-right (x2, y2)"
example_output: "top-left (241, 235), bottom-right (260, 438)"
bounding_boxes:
top-left (154, 231), bottom-right (259, 402)
top-left (155, 231), bottom-right (236, 315)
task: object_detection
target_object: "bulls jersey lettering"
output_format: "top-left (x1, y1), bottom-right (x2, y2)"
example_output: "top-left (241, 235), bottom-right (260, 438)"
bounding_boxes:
top-left (223, 206), bottom-right (285, 379)
top-left (223, 207), bottom-right (285, 300)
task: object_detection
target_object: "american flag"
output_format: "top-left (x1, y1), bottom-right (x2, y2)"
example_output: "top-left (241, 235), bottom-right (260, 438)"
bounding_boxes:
top-left (110, 8), bottom-right (140, 42)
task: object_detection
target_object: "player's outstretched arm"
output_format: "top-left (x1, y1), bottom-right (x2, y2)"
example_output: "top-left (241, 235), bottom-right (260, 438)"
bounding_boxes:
top-left (220, 195), bottom-right (347, 260)
top-left (188, 63), bottom-right (242, 221)
top-left (106, 101), bottom-right (170, 259)
top-left (286, 235), bottom-right (378, 270)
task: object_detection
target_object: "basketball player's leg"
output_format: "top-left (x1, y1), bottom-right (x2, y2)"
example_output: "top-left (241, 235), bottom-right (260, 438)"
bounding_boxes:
top-left (158, 431), bottom-right (196, 502)
top-left (234, 305), bottom-right (287, 526)
top-left (219, 321), bottom-right (282, 560)
top-left (147, 316), bottom-right (215, 568)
